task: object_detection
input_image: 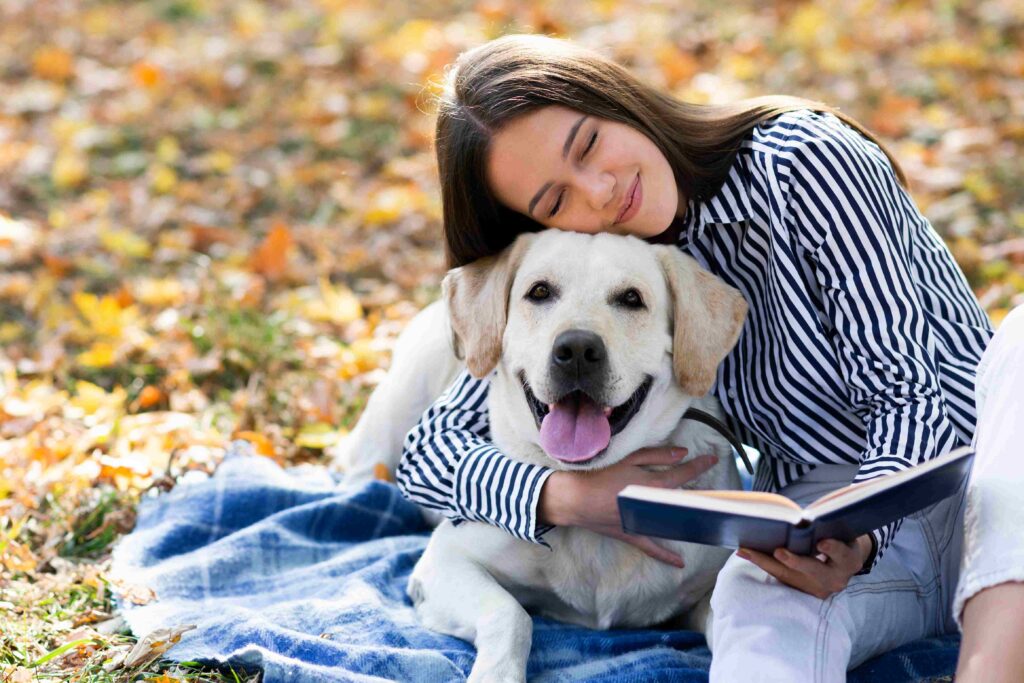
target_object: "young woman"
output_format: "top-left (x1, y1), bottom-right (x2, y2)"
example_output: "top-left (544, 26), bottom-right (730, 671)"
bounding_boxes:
top-left (395, 33), bottom-right (1024, 680)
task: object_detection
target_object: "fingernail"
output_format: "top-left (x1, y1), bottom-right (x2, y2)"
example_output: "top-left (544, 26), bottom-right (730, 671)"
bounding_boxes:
top-left (673, 448), bottom-right (688, 458)
top-left (774, 549), bottom-right (789, 561)
top-left (736, 549), bottom-right (750, 560)
top-left (705, 455), bottom-right (719, 466)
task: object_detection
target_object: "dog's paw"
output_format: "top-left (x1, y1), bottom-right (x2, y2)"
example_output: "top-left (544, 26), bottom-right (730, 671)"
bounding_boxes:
top-left (467, 662), bottom-right (526, 683)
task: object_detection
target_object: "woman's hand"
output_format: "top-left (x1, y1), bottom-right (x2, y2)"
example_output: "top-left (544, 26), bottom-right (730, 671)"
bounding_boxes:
top-left (736, 535), bottom-right (873, 599)
top-left (538, 447), bottom-right (719, 568)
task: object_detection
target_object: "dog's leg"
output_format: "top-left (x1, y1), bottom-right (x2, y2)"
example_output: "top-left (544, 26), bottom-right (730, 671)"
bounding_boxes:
top-left (409, 554), bottom-right (533, 683)
top-left (330, 300), bottom-right (462, 485)
top-left (685, 590), bottom-right (716, 652)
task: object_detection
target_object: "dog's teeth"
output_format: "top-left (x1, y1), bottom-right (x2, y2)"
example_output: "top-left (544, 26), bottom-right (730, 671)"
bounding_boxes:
top-left (548, 403), bottom-right (555, 411)
top-left (603, 406), bottom-right (612, 416)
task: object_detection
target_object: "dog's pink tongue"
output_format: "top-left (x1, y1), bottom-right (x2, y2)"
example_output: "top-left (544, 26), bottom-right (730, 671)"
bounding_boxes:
top-left (539, 393), bottom-right (611, 462)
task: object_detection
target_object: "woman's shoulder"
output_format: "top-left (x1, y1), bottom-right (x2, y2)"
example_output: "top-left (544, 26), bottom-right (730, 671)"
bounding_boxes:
top-left (749, 107), bottom-right (883, 161)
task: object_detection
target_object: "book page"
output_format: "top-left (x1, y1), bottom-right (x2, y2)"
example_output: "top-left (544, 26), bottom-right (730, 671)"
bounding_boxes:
top-left (618, 485), bottom-right (808, 524)
top-left (684, 490), bottom-right (803, 511)
top-left (803, 446), bottom-right (973, 515)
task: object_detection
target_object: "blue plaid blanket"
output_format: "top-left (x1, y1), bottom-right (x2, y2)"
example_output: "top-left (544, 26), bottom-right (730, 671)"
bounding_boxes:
top-left (111, 440), bottom-right (960, 682)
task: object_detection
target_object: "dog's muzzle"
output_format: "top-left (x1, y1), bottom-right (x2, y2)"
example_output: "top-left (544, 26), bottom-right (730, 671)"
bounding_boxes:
top-left (519, 330), bottom-right (655, 465)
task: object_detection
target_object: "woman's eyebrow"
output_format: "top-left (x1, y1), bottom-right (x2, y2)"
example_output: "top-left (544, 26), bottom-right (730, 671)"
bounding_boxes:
top-left (528, 114), bottom-right (589, 217)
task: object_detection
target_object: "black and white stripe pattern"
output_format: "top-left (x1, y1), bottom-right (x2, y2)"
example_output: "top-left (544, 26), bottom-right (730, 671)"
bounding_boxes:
top-left (396, 109), bottom-right (993, 572)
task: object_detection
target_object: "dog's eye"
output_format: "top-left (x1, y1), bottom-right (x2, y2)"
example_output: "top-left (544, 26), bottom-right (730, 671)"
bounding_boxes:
top-left (526, 282), bottom-right (552, 301)
top-left (616, 288), bottom-right (645, 309)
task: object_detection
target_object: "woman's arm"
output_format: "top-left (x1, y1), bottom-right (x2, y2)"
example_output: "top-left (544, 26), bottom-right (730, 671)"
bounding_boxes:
top-left (396, 367), bottom-right (556, 543)
top-left (779, 110), bottom-right (988, 574)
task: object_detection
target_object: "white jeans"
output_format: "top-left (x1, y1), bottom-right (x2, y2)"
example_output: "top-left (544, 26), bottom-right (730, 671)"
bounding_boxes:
top-left (708, 303), bottom-right (1024, 682)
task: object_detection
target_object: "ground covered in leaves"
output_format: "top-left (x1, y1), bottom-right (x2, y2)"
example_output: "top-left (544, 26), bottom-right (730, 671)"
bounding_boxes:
top-left (1, 0), bottom-right (1022, 680)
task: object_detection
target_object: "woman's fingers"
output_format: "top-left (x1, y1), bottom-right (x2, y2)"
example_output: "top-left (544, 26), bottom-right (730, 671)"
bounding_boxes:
top-left (619, 533), bottom-right (686, 568)
top-left (737, 548), bottom-right (827, 598)
top-left (816, 539), bottom-right (860, 572)
top-left (623, 446), bottom-right (688, 466)
top-left (648, 454), bottom-right (719, 487)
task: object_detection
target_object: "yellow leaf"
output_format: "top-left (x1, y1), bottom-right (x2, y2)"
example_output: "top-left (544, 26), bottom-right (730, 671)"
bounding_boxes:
top-left (68, 381), bottom-right (126, 416)
top-left (156, 136), bottom-right (181, 164)
top-left (362, 185), bottom-right (423, 225)
top-left (51, 151), bottom-right (88, 190)
top-left (295, 423), bottom-right (341, 450)
top-left (203, 150), bottom-right (234, 174)
top-left (150, 164), bottom-right (178, 194)
top-left (724, 54), bottom-right (757, 81)
top-left (99, 228), bottom-right (152, 259)
top-left (134, 278), bottom-right (185, 307)
top-left (915, 41), bottom-right (988, 70)
top-left (337, 338), bottom-right (381, 379)
top-left (234, 2), bottom-right (267, 38)
top-left (1, 540), bottom-right (37, 572)
top-left (0, 321), bottom-right (23, 343)
top-left (32, 46), bottom-right (75, 81)
top-left (784, 4), bottom-right (829, 48)
top-left (73, 291), bottom-right (135, 339)
top-left (305, 278), bottom-right (363, 325)
top-left (77, 341), bottom-right (116, 368)
top-left (963, 171), bottom-right (999, 205)
top-left (990, 307), bottom-right (1009, 327)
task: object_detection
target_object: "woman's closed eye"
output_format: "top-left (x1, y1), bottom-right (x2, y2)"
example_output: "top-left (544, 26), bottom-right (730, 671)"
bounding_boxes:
top-left (548, 130), bottom-right (599, 218)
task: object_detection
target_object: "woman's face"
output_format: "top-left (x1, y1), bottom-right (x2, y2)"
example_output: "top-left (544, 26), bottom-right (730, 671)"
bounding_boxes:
top-left (485, 105), bottom-right (686, 238)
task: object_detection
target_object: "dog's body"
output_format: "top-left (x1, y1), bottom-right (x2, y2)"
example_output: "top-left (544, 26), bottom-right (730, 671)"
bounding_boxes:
top-left (334, 230), bottom-right (748, 682)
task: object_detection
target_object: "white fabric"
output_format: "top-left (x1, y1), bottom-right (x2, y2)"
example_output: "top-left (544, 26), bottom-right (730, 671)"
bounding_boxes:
top-left (952, 302), bottom-right (1024, 629)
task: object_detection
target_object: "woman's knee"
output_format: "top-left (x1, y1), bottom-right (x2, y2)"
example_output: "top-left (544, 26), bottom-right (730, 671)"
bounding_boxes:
top-left (710, 552), bottom-right (820, 619)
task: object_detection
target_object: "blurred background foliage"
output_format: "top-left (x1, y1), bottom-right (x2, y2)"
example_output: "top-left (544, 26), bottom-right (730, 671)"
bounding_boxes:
top-left (1, 0), bottom-right (1022, 678)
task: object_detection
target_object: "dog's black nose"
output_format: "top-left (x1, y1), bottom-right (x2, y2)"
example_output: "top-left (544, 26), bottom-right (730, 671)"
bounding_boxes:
top-left (552, 329), bottom-right (607, 372)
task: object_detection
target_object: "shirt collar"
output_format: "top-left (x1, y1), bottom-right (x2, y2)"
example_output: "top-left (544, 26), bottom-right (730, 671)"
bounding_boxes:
top-left (676, 160), bottom-right (755, 246)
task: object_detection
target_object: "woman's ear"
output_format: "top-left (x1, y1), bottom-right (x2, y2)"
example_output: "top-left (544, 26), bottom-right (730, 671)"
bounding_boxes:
top-left (656, 247), bottom-right (748, 395)
top-left (442, 232), bottom-right (538, 378)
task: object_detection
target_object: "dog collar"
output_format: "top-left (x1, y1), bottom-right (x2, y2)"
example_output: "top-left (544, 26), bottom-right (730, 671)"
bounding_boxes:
top-left (681, 408), bottom-right (755, 475)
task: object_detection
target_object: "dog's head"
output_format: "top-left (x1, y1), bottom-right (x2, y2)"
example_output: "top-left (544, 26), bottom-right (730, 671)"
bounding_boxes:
top-left (443, 230), bottom-right (747, 470)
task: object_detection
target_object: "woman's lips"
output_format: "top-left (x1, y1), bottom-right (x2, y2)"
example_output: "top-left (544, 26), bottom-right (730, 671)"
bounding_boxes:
top-left (616, 173), bottom-right (642, 224)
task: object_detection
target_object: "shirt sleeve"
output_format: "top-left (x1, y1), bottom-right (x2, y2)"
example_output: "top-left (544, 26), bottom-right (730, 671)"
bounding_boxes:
top-left (395, 367), bottom-right (557, 546)
top-left (779, 111), bottom-right (964, 574)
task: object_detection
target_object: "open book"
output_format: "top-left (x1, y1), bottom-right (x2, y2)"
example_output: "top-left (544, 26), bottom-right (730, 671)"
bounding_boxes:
top-left (618, 446), bottom-right (974, 555)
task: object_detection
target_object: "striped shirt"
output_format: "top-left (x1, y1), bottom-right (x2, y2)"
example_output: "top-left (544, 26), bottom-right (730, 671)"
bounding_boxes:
top-left (396, 108), bottom-right (994, 573)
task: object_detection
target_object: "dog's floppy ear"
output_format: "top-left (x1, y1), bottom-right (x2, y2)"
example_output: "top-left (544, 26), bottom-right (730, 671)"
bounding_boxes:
top-left (442, 232), bottom-right (537, 378)
top-left (656, 246), bottom-right (748, 396)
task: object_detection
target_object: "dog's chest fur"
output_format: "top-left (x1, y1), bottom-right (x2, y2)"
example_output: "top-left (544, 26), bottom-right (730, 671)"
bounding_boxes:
top-left (428, 396), bottom-right (739, 631)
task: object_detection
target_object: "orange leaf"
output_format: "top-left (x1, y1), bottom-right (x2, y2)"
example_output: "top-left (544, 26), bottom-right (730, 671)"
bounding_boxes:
top-left (233, 431), bottom-right (277, 458)
top-left (655, 44), bottom-right (699, 88)
top-left (43, 251), bottom-right (73, 276)
top-left (133, 62), bottom-right (164, 89)
top-left (137, 385), bottom-right (163, 409)
top-left (250, 222), bottom-right (293, 281)
top-left (32, 46), bottom-right (75, 81)
top-left (373, 463), bottom-right (393, 482)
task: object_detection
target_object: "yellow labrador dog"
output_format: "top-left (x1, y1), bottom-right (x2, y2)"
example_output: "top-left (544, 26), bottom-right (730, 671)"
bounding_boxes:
top-left (334, 230), bottom-right (747, 682)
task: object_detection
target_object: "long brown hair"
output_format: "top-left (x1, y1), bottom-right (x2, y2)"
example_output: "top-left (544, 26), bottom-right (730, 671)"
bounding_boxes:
top-left (433, 33), bottom-right (908, 269)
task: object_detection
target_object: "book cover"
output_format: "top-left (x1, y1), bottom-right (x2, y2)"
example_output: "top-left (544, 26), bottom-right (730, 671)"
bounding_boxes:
top-left (618, 446), bottom-right (974, 555)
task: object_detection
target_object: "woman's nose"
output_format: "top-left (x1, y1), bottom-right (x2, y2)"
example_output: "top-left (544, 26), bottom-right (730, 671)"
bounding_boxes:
top-left (578, 170), bottom-right (616, 210)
